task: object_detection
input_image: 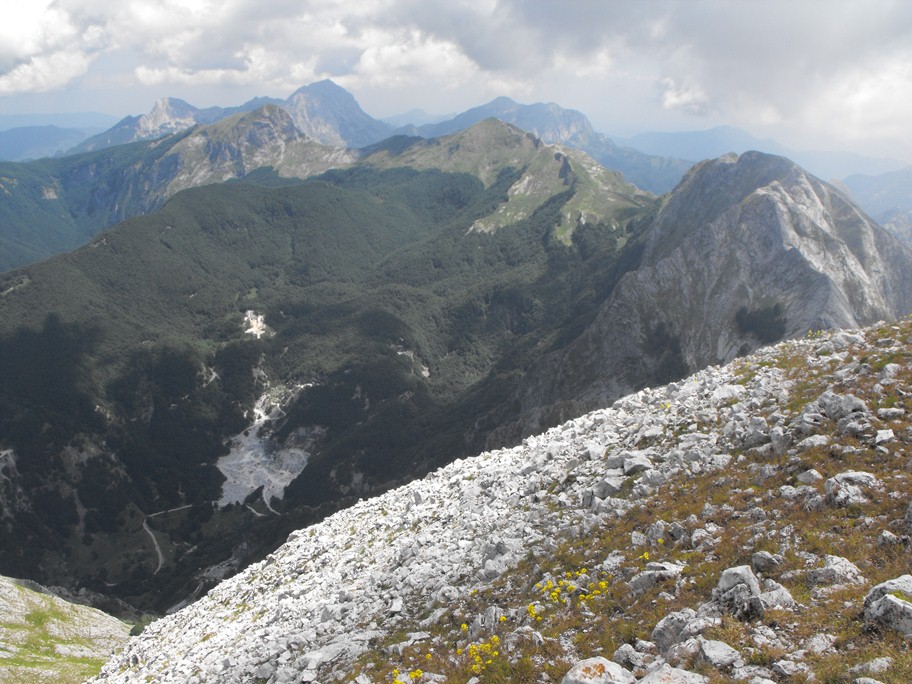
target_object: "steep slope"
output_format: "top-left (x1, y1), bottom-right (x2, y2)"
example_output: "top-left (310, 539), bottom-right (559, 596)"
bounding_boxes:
top-left (284, 80), bottom-right (392, 147)
top-left (89, 319), bottom-right (912, 683)
top-left (0, 121), bottom-right (655, 613)
top-left (0, 105), bottom-right (354, 271)
top-left (358, 119), bottom-right (652, 238)
top-left (0, 575), bottom-right (129, 684)
top-left (482, 151), bottom-right (912, 444)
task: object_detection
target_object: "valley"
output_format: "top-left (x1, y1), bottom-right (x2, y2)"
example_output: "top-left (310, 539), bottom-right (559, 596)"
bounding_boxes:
top-left (0, 80), bottom-right (910, 683)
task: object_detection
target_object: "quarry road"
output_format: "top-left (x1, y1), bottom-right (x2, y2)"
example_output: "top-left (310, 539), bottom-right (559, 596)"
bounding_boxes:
top-left (142, 518), bottom-right (164, 574)
top-left (143, 505), bottom-right (192, 574)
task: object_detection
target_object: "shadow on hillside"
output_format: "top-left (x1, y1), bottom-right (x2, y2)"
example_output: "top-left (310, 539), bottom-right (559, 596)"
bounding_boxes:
top-left (0, 313), bottom-right (104, 473)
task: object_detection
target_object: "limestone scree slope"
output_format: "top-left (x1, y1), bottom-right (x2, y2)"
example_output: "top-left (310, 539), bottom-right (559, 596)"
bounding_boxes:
top-left (92, 318), bottom-right (912, 684)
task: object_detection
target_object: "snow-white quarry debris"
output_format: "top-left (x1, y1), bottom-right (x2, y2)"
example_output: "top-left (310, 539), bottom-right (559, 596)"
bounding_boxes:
top-left (242, 310), bottom-right (270, 338)
top-left (216, 384), bottom-right (313, 507)
top-left (91, 324), bottom-right (912, 683)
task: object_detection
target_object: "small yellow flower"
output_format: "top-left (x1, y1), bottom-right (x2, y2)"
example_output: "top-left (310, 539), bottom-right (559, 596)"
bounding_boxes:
top-left (460, 623), bottom-right (468, 632)
top-left (499, 615), bottom-right (507, 622)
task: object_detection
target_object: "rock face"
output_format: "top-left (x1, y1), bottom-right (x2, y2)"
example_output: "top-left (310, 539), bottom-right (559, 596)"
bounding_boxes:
top-left (89, 320), bottom-right (912, 683)
top-left (487, 151), bottom-right (912, 443)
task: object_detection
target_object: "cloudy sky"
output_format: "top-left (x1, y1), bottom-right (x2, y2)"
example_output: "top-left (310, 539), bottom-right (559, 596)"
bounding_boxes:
top-left (2, 0), bottom-right (911, 160)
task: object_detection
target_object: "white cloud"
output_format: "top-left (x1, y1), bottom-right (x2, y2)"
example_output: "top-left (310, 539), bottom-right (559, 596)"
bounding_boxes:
top-left (659, 77), bottom-right (710, 115)
top-left (1, 0), bottom-right (911, 159)
top-left (0, 49), bottom-right (93, 95)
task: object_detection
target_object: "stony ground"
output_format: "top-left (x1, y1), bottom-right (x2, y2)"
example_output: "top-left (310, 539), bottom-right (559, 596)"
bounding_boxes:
top-left (0, 576), bottom-right (129, 684)
top-left (91, 318), bottom-right (912, 684)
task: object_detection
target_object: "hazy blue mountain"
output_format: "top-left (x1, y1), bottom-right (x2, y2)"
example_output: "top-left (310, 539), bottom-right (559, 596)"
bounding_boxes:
top-left (0, 125), bottom-right (102, 161)
top-left (617, 125), bottom-right (906, 180)
top-left (842, 166), bottom-right (912, 243)
top-left (69, 80), bottom-right (393, 155)
top-left (381, 108), bottom-right (454, 127)
top-left (284, 79), bottom-right (393, 147)
top-left (0, 112), bottom-right (119, 131)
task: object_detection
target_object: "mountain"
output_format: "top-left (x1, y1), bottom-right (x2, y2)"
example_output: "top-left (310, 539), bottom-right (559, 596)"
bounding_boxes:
top-left (618, 125), bottom-right (907, 181)
top-left (479, 151), bottom-right (912, 444)
top-left (284, 79), bottom-right (393, 147)
top-left (404, 96), bottom-right (692, 194)
top-left (0, 125), bottom-right (102, 161)
top-left (408, 95), bottom-right (595, 142)
top-left (842, 166), bottom-right (912, 243)
top-left (70, 80), bottom-right (393, 155)
top-left (0, 112), bottom-right (119, 131)
top-left (68, 97), bottom-right (283, 154)
top-left (1, 133), bottom-right (908, 619)
top-left (87, 319), bottom-right (912, 682)
top-left (0, 105), bottom-right (354, 271)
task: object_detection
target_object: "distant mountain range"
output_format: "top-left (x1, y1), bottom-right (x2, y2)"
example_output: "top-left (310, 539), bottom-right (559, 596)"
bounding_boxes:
top-left (1, 118), bottom-right (908, 614)
top-left (4, 79), bottom-right (907, 274)
top-left (0, 125), bottom-right (105, 162)
top-left (0, 105), bottom-right (353, 271)
top-left (616, 125), bottom-right (907, 181)
top-left (842, 166), bottom-right (912, 242)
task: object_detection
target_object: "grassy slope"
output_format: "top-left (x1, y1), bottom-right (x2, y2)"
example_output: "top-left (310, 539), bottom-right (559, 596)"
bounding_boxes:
top-left (344, 319), bottom-right (912, 684)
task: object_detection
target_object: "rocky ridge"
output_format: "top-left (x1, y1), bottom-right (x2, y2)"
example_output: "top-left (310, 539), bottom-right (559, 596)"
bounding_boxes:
top-left (92, 317), bottom-right (912, 683)
top-left (486, 151), bottom-right (912, 445)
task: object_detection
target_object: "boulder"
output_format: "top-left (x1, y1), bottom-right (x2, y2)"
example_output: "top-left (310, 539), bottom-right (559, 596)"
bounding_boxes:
top-left (865, 594), bottom-right (912, 634)
top-left (807, 555), bottom-right (866, 586)
top-left (695, 638), bottom-right (740, 670)
top-left (864, 576), bottom-right (912, 609)
top-left (637, 664), bottom-right (707, 683)
top-left (560, 656), bottom-right (635, 684)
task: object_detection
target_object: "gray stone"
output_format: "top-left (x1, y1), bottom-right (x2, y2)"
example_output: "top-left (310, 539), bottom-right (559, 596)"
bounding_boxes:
top-left (560, 656), bottom-right (635, 684)
top-left (817, 391), bottom-right (868, 421)
top-left (877, 407), bottom-right (905, 420)
top-left (807, 555), bottom-right (865, 586)
top-left (864, 575), bottom-right (912, 609)
top-left (751, 551), bottom-right (784, 575)
top-left (848, 656), bottom-right (894, 675)
top-left (623, 453), bottom-right (653, 475)
top-left (696, 638), bottom-right (740, 670)
top-left (651, 608), bottom-right (697, 652)
top-left (772, 660), bottom-right (812, 678)
top-left (637, 664), bottom-right (707, 683)
top-left (796, 468), bottom-right (823, 484)
top-left (865, 594), bottom-right (912, 634)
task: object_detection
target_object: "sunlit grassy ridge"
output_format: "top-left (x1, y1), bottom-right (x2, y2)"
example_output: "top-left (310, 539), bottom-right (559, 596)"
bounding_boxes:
top-left (0, 577), bottom-right (129, 684)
